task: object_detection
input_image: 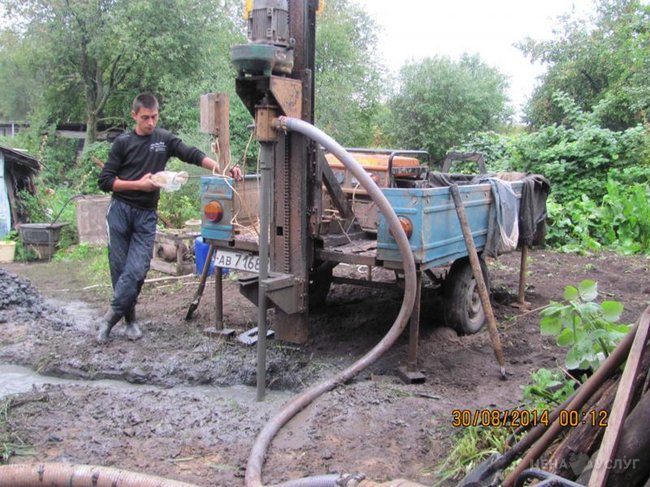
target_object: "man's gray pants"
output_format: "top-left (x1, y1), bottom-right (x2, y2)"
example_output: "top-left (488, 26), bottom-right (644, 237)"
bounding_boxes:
top-left (106, 198), bottom-right (157, 317)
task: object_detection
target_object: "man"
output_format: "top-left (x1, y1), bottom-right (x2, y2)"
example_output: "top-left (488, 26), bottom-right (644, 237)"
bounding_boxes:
top-left (97, 92), bottom-right (241, 343)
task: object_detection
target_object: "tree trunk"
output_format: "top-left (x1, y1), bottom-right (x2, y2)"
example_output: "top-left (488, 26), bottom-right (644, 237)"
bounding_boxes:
top-left (85, 111), bottom-right (98, 151)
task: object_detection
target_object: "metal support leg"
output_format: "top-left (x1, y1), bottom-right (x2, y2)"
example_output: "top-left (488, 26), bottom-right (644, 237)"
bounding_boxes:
top-left (398, 270), bottom-right (425, 384)
top-left (204, 265), bottom-right (236, 338)
top-left (512, 245), bottom-right (531, 310)
top-left (215, 266), bottom-right (223, 328)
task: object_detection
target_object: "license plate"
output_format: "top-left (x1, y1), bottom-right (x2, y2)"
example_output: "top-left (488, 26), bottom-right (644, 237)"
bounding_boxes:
top-left (214, 249), bottom-right (261, 273)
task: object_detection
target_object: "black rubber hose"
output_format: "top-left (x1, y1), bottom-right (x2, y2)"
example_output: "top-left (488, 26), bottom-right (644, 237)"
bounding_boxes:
top-left (245, 117), bottom-right (418, 487)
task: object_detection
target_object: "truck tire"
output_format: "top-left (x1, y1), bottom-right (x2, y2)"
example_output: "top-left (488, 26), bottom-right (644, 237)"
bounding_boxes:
top-left (309, 261), bottom-right (335, 308)
top-left (444, 256), bottom-right (489, 335)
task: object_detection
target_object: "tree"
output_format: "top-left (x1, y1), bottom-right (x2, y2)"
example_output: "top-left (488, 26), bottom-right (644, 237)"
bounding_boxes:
top-left (387, 54), bottom-right (511, 163)
top-left (315, 0), bottom-right (385, 147)
top-left (1, 0), bottom-right (242, 148)
top-left (519, 0), bottom-right (650, 129)
top-left (0, 29), bottom-right (40, 121)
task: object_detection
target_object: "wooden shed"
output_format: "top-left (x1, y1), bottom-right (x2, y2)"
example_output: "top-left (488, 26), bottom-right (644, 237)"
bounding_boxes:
top-left (0, 145), bottom-right (40, 238)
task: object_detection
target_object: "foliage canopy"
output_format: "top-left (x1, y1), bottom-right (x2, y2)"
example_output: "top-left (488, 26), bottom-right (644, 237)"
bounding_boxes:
top-left (519, 0), bottom-right (650, 130)
top-left (388, 54), bottom-right (511, 162)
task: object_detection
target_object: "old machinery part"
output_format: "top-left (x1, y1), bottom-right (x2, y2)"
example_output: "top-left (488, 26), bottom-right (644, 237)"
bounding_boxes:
top-left (245, 117), bottom-right (417, 487)
top-left (232, 0), bottom-right (294, 76)
top-left (248, 0), bottom-right (291, 46)
top-left (231, 44), bottom-right (294, 76)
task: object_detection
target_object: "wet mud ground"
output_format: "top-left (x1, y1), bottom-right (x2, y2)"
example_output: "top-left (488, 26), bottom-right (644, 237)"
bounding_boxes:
top-left (0, 249), bottom-right (649, 485)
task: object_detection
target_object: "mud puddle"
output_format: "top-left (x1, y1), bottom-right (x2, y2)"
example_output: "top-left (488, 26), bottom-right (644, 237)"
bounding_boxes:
top-left (0, 363), bottom-right (294, 404)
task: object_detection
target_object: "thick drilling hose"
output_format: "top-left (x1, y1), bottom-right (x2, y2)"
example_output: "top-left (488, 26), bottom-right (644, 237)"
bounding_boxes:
top-left (0, 463), bottom-right (198, 487)
top-left (245, 117), bottom-right (418, 487)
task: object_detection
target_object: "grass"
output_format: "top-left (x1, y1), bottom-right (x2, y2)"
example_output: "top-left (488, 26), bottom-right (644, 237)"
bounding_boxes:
top-left (53, 243), bottom-right (110, 286)
top-left (0, 398), bottom-right (34, 463)
top-left (434, 425), bottom-right (516, 485)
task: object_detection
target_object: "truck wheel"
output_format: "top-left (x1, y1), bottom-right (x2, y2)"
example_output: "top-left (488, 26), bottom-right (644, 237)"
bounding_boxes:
top-left (444, 256), bottom-right (489, 335)
top-left (309, 261), bottom-right (335, 308)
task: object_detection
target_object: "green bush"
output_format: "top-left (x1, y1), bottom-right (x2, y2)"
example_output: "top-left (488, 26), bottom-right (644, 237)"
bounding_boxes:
top-left (600, 180), bottom-right (650, 254)
top-left (74, 141), bottom-right (110, 195)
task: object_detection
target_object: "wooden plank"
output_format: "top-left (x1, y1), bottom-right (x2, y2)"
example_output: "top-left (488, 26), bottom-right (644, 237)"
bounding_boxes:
top-left (588, 306), bottom-right (650, 487)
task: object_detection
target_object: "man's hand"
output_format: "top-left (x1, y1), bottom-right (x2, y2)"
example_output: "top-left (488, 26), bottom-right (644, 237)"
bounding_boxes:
top-left (229, 166), bottom-right (243, 181)
top-left (137, 173), bottom-right (161, 192)
top-left (201, 156), bottom-right (243, 180)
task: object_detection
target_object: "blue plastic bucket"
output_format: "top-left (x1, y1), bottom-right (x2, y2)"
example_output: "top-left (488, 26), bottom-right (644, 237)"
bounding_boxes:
top-left (194, 237), bottom-right (229, 277)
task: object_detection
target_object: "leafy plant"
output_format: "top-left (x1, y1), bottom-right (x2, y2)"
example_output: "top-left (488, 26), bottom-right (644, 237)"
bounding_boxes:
top-left (600, 179), bottom-right (650, 254)
top-left (540, 280), bottom-right (630, 371)
top-left (544, 197), bottom-right (602, 253)
top-left (1, 230), bottom-right (18, 242)
top-left (522, 368), bottom-right (576, 411)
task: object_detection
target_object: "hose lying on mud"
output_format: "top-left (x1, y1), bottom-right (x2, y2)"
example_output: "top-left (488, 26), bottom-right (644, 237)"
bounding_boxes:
top-left (245, 117), bottom-right (418, 487)
top-left (0, 463), bottom-right (198, 487)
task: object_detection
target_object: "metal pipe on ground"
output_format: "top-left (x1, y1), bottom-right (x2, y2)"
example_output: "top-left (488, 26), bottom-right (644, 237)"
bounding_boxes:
top-left (0, 463), bottom-right (198, 487)
top-left (244, 116), bottom-right (418, 487)
top-left (256, 142), bottom-right (273, 402)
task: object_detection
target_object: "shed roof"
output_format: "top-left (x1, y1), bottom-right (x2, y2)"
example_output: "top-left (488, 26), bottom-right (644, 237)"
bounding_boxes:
top-left (0, 145), bottom-right (41, 174)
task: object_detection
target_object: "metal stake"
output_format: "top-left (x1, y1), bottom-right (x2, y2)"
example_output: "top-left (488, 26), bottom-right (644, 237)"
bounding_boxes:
top-left (512, 244), bottom-right (531, 309)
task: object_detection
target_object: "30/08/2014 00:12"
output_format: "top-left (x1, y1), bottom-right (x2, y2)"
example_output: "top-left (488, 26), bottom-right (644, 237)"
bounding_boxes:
top-left (451, 409), bottom-right (608, 428)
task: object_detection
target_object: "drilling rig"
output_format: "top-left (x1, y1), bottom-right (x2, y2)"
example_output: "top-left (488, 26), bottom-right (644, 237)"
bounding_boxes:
top-left (198, 0), bottom-right (549, 395)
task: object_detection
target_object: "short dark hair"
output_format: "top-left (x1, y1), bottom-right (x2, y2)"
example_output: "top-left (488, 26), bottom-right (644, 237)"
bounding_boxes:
top-left (132, 93), bottom-right (159, 113)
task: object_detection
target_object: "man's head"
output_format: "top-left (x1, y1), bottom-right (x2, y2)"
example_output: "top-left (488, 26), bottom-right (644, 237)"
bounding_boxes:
top-left (131, 93), bottom-right (159, 136)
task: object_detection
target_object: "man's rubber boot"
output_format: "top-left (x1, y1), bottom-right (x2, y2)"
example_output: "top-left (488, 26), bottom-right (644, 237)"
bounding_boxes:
top-left (124, 308), bottom-right (143, 341)
top-left (96, 310), bottom-right (121, 344)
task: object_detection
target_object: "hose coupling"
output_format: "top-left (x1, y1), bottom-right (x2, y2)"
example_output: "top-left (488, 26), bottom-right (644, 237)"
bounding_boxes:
top-left (336, 473), bottom-right (367, 486)
top-left (274, 115), bottom-right (289, 132)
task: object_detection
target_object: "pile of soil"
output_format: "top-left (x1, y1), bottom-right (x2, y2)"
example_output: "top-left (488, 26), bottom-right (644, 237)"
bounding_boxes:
top-left (0, 249), bottom-right (648, 486)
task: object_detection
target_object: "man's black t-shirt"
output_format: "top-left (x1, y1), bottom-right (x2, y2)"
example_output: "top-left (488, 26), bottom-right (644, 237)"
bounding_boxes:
top-left (98, 128), bottom-right (206, 210)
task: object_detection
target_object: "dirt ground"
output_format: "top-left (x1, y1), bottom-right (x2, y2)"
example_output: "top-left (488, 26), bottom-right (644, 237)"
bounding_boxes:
top-left (0, 249), bottom-right (648, 486)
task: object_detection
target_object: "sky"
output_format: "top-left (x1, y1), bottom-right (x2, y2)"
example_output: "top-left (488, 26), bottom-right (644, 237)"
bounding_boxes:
top-left (354, 0), bottom-right (596, 118)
